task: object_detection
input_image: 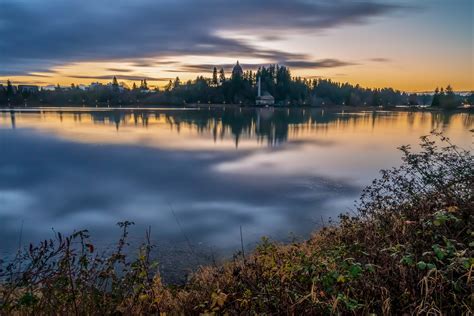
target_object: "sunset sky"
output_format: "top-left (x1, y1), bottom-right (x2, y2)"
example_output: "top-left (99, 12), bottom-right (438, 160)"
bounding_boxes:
top-left (1, 0), bottom-right (472, 92)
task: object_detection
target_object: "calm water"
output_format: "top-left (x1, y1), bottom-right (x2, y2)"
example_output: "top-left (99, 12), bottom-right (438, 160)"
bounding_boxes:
top-left (1, 107), bottom-right (472, 280)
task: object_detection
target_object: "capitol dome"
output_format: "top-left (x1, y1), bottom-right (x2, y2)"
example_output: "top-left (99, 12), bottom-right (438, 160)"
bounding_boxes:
top-left (232, 61), bottom-right (243, 78)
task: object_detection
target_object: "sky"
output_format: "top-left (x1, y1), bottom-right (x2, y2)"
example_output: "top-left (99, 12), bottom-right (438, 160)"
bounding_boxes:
top-left (0, 0), bottom-right (472, 92)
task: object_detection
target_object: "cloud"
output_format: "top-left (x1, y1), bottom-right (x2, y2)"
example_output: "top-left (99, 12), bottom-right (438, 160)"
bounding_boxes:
top-left (169, 58), bottom-right (356, 74)
top-left (370, 58), bottom-right (392, 63)
top-left (68, 74), bottom-right (174, 82)
top-left (0, 111), bottom-right (361, 258)
top-left (131, 60), bottom-right (181, 68)
top-left (106, 68), bottom-right (133, 73)
top-left (282, 59), bottom-right (357, 69)
top-left (24, 73), bottom-right (55, 78)
top-left (0, 0), bottom-right (405, 75)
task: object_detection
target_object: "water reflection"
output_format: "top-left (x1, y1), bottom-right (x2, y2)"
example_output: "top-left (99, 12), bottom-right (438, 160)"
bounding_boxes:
top-left (2, 108), bottom-right (472, 148)
top-left (0, 108), bottom-right (472, 281)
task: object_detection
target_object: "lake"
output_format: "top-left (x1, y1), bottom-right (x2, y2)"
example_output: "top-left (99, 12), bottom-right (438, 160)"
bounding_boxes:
top-left (0, 107), bottom-right (472, 281)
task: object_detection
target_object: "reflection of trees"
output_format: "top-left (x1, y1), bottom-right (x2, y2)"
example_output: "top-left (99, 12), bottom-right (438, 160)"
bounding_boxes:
top-left (83, 108), bottom-right (375, 147)
top-left (460, 113), bottom-right (474, 130)
top-left (433, 112), bottom-right (474, 132)
top-left (24, 109), bottom-right (471, 147)
top-left (10, 110), bottom-right (16, 129)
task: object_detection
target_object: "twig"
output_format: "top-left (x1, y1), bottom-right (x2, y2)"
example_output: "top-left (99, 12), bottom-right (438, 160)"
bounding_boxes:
top-left (168, 202), bottom-right (198, 263)
top-left (240, 225), bottom-right (246, 261)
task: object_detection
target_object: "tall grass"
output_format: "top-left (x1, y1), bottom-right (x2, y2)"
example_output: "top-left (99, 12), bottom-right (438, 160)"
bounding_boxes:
top-left (1, 132), bottom-right (472, 314)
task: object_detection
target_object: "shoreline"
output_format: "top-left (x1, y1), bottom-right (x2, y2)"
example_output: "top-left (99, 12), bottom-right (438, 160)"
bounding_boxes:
top-left (1, 104), bottom-right (472, 113)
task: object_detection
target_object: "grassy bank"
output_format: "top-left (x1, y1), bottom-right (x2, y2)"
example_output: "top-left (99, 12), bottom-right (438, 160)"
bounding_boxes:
top-left (1, 132), bottom-right (472, 315)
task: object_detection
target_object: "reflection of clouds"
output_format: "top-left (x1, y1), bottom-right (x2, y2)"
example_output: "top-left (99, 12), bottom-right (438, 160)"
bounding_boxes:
top-left (0, 109), bottom-right (472, 264)
top-left (0, 129), bottom-right (360, 257)
top-left (0, 190), bottom-right (34, 216)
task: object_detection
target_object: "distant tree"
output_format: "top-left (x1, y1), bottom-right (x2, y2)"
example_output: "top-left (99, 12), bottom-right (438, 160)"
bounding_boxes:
top-left (432, 87), bottom-right (440, 107)
top-left (441, 85), bottom-right (460, 109)
top-left (219, 68), bottom-right (226, 84)
top-left (2, 64), bottom-right (463, 108)
top-left (467, 92), bottom-right (474, 105)
top-left (173, 77), bottom-right (181, 89)
top-left (408, 93), bottom-right (419, 106)
top-left (371, 90), bottom-right (381, 106)
top-left (112, 76), bottom-right (119, 91)
top-left (420, 94), bottom-right (432, 106)
top-left (6, 80), bottom-right (14, 98)
top-left (140, 79), bottom-right (148, 90)
top-left (165, 80), bottom-right (173, 92)
top-left (212, 67), bottom-right (218, 86)
top-left (432, 85), bottom-right (460, 109)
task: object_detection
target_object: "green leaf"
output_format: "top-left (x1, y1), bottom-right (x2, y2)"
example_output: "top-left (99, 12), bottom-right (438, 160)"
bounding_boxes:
top-left (432, 245), bottom-right (445, 260)
top-left (427, 263), bottom-right (436, 270)
top-left (416, 261), bottom-right (427, 270)
top-left (349, 264), bottom-right (363, 278)
top-left (400, 255), bottom-right (414, 265)
top-left (18, 292), bottom-right (38, 307)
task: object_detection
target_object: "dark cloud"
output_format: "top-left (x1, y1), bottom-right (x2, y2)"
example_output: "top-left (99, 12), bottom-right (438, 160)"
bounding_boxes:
top-left (304, 75), bottom-right (324, 79)
top-left (169, 64), bottom-right (242, 73)
top-left (7, 80), bottom-right (52, 85)
top-left (282, 59), bottom-right (357, 68)
top-left (131, 60), bottom-right (181, 68)
top-left (170, 58), bottom-right (355, 74)
top-left (370, 58), bottom-right (392, 63)
top-left (24, 73), bottom-right (54, 78)
top-left (0, 0), bottom-right (405, 75)
top-left (106, 68), bottom-right (133, 73)
top-left (69, 75), bottom-right (173, 82)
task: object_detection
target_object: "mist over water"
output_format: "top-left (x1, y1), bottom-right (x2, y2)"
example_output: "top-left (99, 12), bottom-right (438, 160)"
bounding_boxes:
top-left (0, 107), bottom-right (472, 281)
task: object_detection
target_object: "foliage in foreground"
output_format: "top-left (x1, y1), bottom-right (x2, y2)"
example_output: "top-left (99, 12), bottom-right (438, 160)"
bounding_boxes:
top-left (1, 132), bottom-right (473, 315)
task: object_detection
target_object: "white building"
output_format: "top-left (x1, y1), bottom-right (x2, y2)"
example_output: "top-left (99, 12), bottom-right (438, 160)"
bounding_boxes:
top-left (255, 76), bottom-right (274, 106)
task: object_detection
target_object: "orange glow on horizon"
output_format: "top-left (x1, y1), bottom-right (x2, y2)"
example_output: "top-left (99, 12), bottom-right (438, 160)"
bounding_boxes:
top-left (2, 57), bottom-right (472, 93)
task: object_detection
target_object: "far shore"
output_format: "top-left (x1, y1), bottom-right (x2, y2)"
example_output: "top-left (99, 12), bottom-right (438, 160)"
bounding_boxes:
top-left (1, 103), bottom-right (472, 113)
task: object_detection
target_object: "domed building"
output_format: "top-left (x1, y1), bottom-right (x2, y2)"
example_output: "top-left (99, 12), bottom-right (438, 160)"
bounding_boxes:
top-left (232, 61), bottom-right (243, 78)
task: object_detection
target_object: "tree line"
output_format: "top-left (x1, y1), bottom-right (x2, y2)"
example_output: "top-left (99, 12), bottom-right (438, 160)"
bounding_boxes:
top-left (1, 65), bottom-right (472, 108)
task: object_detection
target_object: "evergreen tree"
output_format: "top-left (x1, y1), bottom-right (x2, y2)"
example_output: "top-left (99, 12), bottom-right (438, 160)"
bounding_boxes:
top-left (165, 80), bottom-right (173, 92)
top-left (432, 87), bottom-right (440, 107)
top-left (408, 93), bottom-right (418, 106)
top-left (467, 92), bottom-right (474, 106)
top-left (219, 68), bottom-right (226, 83)
top-left (112, 76), bottom-right (119, 91)
top-left (173, 77), bottom-right (181, 89)
top-left (140, 79), bottom-right (149, 90)
top-left (6, 80), bottom-right (14, 97)
top-left (371, 90), bottom-right (381, 106)
top-left (442, 85), bottom-right (459, 109)
top-left (212, 67), bottom-right (218, 86)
